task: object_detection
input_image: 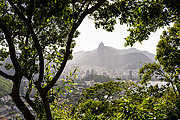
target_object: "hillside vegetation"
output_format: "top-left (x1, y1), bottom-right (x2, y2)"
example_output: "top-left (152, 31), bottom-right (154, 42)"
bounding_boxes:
top-left (0, 76), bottom-right (12, 98)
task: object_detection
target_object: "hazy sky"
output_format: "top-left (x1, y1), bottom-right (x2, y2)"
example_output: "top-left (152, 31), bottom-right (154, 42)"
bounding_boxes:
top-left (74, 17), bottom-right (169, 54)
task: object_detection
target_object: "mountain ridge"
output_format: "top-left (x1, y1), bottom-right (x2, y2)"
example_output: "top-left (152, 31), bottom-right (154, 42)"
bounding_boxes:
top-left (69, 43), bottom-right (155, 70)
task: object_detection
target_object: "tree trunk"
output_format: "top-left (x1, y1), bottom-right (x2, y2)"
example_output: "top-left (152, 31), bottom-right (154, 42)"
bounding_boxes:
top-left (11, 77), bottom-right (35, 120)
top-left (11, 94), bottom-right (35, 120)
top-left (41, 93), bottom-right (52, 120)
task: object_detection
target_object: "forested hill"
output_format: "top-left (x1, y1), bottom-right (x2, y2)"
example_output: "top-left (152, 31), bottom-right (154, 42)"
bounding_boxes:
top-left (81, 74), bottom-right (111, 83)
top-left (0, 76), bottom-right (13, 98)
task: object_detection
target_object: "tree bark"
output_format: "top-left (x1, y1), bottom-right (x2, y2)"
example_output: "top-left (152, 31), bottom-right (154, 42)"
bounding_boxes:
top-left (41, 92), bottom-right (52, 120)
top-left (11, 77), bottom-right (35, 120)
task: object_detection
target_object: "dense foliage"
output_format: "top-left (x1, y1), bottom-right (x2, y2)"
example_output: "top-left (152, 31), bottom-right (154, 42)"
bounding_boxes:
top-left (139, 21), bottom-right (180, 98)
top-left (71, 81), bottom-right (180, 119)
top-left (92, 0), bottom-right (180, 46)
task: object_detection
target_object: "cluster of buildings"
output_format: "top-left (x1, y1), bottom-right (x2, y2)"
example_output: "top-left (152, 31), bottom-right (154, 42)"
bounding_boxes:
top-left (62, 65), bottom-right (140, 81)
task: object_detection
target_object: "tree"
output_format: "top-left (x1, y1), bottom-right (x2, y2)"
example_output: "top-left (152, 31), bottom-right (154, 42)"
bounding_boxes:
top-left (0, 0), bottom-right (109, 119)
top-left (92, 0), bottom-right (180, 46)
top-left (72, 81), bottom-right (179, 119)
top-left (156, 21), bottom-right (180, 95)
top-left (1, 0), bottom-right (180, 119)
top-left (139, 21), bottom-right (180, 98)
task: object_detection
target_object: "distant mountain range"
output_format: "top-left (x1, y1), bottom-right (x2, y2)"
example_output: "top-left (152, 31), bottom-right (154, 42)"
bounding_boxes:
top-left (69, 43), bottom-right (155, 70)
top-left (0, 43), bottom-right (155, 75)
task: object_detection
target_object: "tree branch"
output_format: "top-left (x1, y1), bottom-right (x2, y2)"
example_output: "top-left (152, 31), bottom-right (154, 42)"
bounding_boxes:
top-left (10, 76), bottom-right (35, 120)
top-left (7, 0), bottom-right (27, 22)
top-left (0, 69), bottom-right (15, 81)
top-left (23, 29), bottom-right (30, 76)
top-left (27, 23), bottom-right (44, 88)
top-left (0, 18), bottom-right (21, 75)
top-left (27, 0), bottom-right (34, 21)
top-left (8, 0), bottom-right (44, 87)
top-left (45, 0), bottom-right (106, 92)
top-left (75, 0), bottom-right (88, 19)
top-left (23, 78), bottom-right (42, 117)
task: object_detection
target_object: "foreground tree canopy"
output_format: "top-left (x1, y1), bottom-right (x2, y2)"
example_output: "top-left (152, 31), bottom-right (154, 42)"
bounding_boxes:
top-left (0, 0), bottom-right (180, 119)
top-left (72, 81), bottom-right (179, 119)
top-left (139, 21), bottom-right (180, 98)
